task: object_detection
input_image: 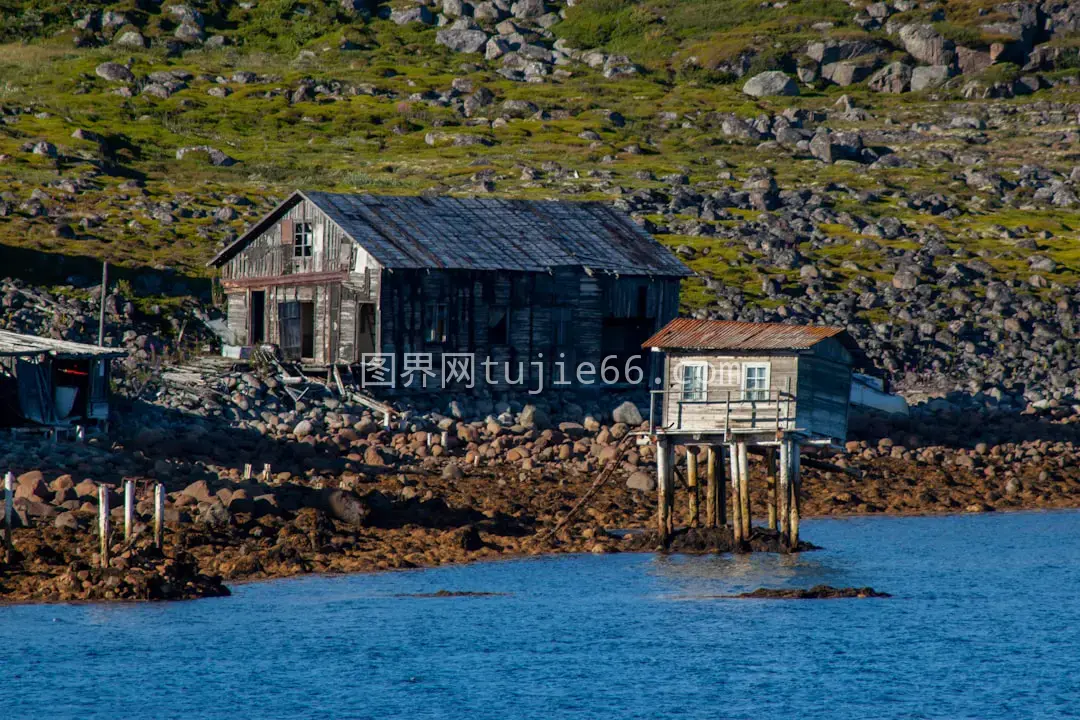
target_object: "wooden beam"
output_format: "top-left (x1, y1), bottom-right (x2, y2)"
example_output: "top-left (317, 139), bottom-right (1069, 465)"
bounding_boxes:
top-left (705, 446), bottom-right (717, 528)
top-left (729, 444), bottom-right (743, 547)
top-left (657, 438), bottom-right (672, 544)
top-left (738, 442), bottom-right (751, 540)
top-left (766, 447), bottom-right (777, 531)
top-left (778, 440), bottom-right (790, 547)
top-left (222, 270), bottom-right (349, 290)
top-left (790, 443), bottom-right (802, 550)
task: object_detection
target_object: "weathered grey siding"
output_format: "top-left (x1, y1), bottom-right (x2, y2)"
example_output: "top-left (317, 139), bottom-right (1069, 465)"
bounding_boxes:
top-left (794, 338), bottom-right (852, 441)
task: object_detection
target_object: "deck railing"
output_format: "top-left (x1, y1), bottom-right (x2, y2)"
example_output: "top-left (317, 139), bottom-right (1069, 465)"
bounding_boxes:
top-left (222, 246), bottom-right (352, 281)
top-left (648, 388), bottom-right (797, 438)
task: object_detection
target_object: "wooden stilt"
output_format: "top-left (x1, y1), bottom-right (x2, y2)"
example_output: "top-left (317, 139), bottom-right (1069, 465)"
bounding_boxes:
top-left (99, 485), bottom-right (111, 569)
top-left (705, 446), bottom-right (717, 528)
top-left (123, 479), bottom-right (134, 541)
top-left (778, 440), bottom-right (790, 546)
top-left (686, 449), bottom-right (699, 528)
top-left (729, 444), bottom-right (743, 546)
top-left (738, 442), bottom-right (751, 540)
top-left (717, 445), bottom-right (727, 530)
top-left (665, 443), bottom-right (675, 537)
top-left (657, 438), bottom-right (672, 543)
top-left (790, 443), bottom-right (801, 550)
top-left (154, 483), bottom-right (165, 550)
top-left (766, 447), bottom-right (778, 531)
top-left (3, 471), bottom-right (13, 563)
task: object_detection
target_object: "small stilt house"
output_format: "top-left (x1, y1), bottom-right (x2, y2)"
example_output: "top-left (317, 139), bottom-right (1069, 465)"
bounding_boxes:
top-left (0, 331), bottom-right (126, 426)
top-left (208, 191), bottom-right (691, 390)
top-left (640, 318), bottom-right (863, 550)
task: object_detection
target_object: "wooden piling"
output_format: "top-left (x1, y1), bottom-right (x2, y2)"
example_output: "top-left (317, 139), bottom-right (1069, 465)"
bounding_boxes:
top-left (3, 471), bottom-right (13, 561)
top-left (656, 438), bottom-right (672, 543)
top-left (123, 479), bottom-right (134, 541)
top-left (738, 442), bottom-right (751, 540)
top-left (705, 446), bottom-right (717, 528)
top-left (716, 445), bottom-right (727, 530)
top-left (262, 463), bottom-right (272, 482)
top-left (790, 443), bottom-right (801, 549)
top-left (766, 447), bottom-right (778, 531)
top-left (153, 483), bottom-right (165, 550)
top-left (664, 443), bottom-right (675, 537)
top-left (98, 485), bottom-right (111, 568)
top-left (243, 463), bottom-right (253, 480)
top-left (778, 440), bottom-right (790, 546)
top-left (686, 449), bottom-right (699, 528)
top-left (728, 444), bottom-right (743, 546)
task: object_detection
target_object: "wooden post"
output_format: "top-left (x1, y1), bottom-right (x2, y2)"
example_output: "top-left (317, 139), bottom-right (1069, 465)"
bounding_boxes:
top-left (686, 449), bottom-right (699, 528)
top-left (778, 440), bottom-right (790, 546)
top-left (729, 444), bottom-right (743, 546)
top-left (262, 463), bottom-right (271, 482)
top-left (123, 479), bottom-right (134, 541)
top-left (243, 463), bottom-right (252, 480)
top-left (664, 443), bottom-right (675, 537)
top-left (656, 438), bottom-right (671, 543)
top-left (3, 471), bottom-right (13, 561)
top-left (717, 445), bottom-right (727, 530)
top-left (766, 447), bottom-right (778, 531)
top-left (738, 442), bottom-right (751, 540)
top-left (790, 443), bottom-right (801, 550)
top-left (705, 446), bottom-right (717, 528)
top-left (154, 483), bottom-right (165, 550)
top-left (98, 485), bottom-right (111, 568)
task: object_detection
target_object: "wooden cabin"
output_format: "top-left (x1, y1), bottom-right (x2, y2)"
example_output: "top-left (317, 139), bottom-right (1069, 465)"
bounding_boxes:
top-left (0, 331), bottom-right (126, 426)
top-left (640, 318), bottom-right (862, 549)
top-left (208, 191), bottom-right (691, 390)
top-left (642, 318), bottom-right (859, 446)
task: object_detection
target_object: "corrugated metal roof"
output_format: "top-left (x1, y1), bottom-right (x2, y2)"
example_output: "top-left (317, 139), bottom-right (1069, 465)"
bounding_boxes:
top-left (0, 330), bottom-right (127, 359)
top-left (210, 191), bottom-right (692, 277)
top-left (642, 318), bottom-right (852, 352)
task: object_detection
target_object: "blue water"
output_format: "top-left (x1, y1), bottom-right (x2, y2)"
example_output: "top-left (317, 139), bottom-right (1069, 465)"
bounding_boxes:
top-left (3, 512), bottom-right (1080, 719)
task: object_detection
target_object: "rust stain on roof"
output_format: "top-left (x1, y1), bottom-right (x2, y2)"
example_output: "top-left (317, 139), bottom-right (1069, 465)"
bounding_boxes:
top-left (642, 318), bottom-right (849, 352)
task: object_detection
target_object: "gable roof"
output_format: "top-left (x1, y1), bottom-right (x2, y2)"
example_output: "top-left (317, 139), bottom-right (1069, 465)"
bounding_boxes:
top-left (642, 318), bottom-right (859, 355)
top-left (208, 191), bottom-right (692, 277)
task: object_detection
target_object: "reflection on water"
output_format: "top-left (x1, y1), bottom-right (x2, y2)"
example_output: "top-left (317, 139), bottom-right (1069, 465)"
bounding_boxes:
top-left (2, 511), bottom-right (1080, 720)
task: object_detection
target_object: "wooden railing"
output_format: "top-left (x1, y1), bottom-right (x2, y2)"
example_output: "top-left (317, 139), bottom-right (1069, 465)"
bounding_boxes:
top-left (648, 388), bottom-right (798, 438)
top-left (222, 246), bottom-right (351, 280)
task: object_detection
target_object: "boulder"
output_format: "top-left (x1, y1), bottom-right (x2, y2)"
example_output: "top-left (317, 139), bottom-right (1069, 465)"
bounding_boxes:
top-left (910, 65), bottom-right (951, 92)
top-left (390, 6), bottom-right (434, 24)
top-left (436, 28), bottom-right (489, 54)
top-left (820, 60), bottom-right (879, 86)
top-left (742, 71), bottom-right (799, 97)
top-left (321, 489), bottom-right (370, 526)
top-left (197, 500), bottom-right (231, 528)
top-left (519, 404), bottom-right (550, 429)
top-left (95, 62), bottom-right (134, 83)
top-left (175, 145), bottom-right (237, 166)
top-left (182, 479), bottom-right (215, 503)
top-left (293, 419), bottom-right (314, 438)
top-left (510, 0), bottom-right (545, 19)
top-left (626, 471), bottom-right (656, 492)
top-left (898, 24), bottom-right (955, 67)
top-left (612, 401), bottom-right (643, 426)
top-left (54, 511), bottom-right (79, 531)
top-left (114, 30), bottom-right (148, 48)
top-left (868, 62), bottom-right (912, 93)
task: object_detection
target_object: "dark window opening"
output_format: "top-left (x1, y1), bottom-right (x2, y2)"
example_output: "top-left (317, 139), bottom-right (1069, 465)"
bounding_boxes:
top-left (426, 302), bottom-right (448, 343)
top-left (489, 306), bottom-right (509, 345)
top-left (250, 290), bottom-right (265, 344)
top-left (637, 286), bottom-right (649, 317)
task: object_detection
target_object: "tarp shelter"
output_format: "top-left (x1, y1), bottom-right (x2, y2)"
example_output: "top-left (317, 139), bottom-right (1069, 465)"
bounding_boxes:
top-left (0, 331), bottom-right (126, 426)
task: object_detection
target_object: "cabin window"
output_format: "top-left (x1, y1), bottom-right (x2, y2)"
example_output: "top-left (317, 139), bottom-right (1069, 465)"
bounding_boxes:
top-left (553, 308), bottom-right (572, 346)
top-left (742, 363), bottom-right (770, 401)
top-left (293, 222), bottom-right (313, 258)
top-left (489, 306), bottom-right (509, 344)
top-left (426, 303), bottom-right (448, 343)
top-left (680, 362), bottom-right (708, 402)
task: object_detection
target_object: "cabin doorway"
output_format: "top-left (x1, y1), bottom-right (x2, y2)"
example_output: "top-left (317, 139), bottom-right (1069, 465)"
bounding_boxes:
top-left (278, 301), bottom-right (315, 361)
top-left (249, 291), bottom-right (265, 344)
top-left (356, 303), bottom-right (376, 355)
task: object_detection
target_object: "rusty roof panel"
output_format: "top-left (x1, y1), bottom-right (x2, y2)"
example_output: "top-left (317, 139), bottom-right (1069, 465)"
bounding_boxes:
top-left (642, 318), bottom-right (850, 352)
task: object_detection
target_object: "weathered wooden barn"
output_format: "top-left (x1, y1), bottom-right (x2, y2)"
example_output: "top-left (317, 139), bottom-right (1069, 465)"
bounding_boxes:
top-left (209, 191), bottom-right (691, 390)
top-left (0, 331), bottom-right (125, 426)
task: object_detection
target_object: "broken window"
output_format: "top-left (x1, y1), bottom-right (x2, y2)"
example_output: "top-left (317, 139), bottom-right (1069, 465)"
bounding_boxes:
top-left (426, 303), bottom-right (448, 343)
top-left (293, 222), bottom-right (313, 258)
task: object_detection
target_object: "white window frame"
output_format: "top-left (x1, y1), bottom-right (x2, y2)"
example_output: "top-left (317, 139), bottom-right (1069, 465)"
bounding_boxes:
top-left (742, 362), bottom-right (770, 402)
top-left (293, 221), bottom-right (313, 259)
top-left (679, 362), bottom-right (709, 402)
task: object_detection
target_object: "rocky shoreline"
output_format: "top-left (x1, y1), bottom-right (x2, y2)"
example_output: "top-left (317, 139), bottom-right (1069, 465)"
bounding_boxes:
top-left (3, 428), bottom-right (1079, 605)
